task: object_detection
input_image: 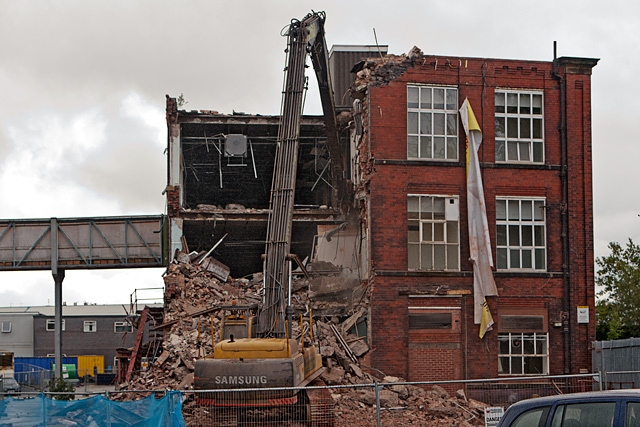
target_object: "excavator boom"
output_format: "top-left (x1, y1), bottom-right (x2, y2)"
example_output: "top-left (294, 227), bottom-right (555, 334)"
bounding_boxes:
top-left (194, 16), bottom-right (337, 427)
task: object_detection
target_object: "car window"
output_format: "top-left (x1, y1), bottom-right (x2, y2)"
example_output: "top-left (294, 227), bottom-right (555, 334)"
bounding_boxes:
top-left (627, 402), bottom-right (640, 427)
top-left (550, 402), bottom-right (615, 427)
top-left (510, 407), bottom-right (550, 427)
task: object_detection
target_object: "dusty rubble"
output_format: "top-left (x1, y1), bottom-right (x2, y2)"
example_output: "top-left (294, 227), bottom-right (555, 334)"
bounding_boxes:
top-left (116, 251), bottom-right (488, 425)
top-left (352, 46), bottom-right (424, 91)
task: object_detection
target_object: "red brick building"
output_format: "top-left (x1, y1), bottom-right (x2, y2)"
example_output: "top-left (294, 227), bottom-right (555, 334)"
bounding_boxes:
top-left (349, 47), bottom-right (598, 381)
top-left (164, 44), bottom-right (598, 383)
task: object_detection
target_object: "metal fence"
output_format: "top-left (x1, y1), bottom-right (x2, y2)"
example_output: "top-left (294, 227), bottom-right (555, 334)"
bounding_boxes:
top-left (2, 373), bottom-right (604, 427)
top-left (600, 371), bottom-right (640, 390)
top-left (13, 363), bottom-right (52, 388)
top-left (126, 373), bottom-right (602, 427)
top-left (593, 338), bottom-right (640, 390)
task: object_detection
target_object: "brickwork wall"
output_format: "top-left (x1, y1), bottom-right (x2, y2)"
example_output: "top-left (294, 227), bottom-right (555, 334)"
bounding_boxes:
top-left (359, 53), bottom-right (596, 380)
top-left (33, 315), bottom-right (137, 369)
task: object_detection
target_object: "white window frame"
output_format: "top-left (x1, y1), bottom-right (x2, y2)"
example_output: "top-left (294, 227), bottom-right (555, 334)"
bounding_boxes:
top-left (407, 85), bottom-right (458, 160)
top-left (46, 319), bottom-right (66, 331)
top-left (498, 332), bottom-right (549, 375)
top-left (83, 320), bottom-right (97, 333)
top-left (495, 89), bottom-right (544, 163)
top-left (408, 195), bottom-right (460, 271)
top-left (496, 197), bottom-right (546, 271)
top-left (1, 321), bottom-right (11, 333)
top-left (114, 321), bottom-right (133, 333)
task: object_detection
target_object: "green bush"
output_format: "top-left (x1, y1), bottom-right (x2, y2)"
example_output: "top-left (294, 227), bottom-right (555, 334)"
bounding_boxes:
top-left (47, 376), bottom-right (75, 400)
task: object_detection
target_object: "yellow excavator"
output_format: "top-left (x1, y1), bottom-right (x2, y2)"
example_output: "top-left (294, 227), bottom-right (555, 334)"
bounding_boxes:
top-left (194, 11), bottom-right (338, 426)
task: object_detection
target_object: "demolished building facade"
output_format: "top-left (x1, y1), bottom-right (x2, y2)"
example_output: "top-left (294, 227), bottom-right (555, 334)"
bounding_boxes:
top-left (163, 44), bottom-right (598, 383)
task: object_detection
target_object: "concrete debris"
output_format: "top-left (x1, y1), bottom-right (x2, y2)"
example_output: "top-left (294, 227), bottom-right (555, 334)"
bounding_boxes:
top-left (352, 45), bottom-right (430, 92)
top-left (115, 250), bottom-right (489, 425)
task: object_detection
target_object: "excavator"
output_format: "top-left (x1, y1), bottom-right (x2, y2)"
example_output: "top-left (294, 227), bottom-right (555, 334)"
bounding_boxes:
top-left (194, 11), bottom-right (339, 426)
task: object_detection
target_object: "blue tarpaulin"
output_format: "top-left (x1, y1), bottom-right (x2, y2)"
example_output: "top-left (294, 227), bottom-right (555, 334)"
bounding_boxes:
top-left (0, 391), bottom-right (186, 426)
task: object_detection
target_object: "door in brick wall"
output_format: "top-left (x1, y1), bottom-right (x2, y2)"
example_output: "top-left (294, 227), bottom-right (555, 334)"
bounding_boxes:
top-left (407, 308), bottom-right (463, 382)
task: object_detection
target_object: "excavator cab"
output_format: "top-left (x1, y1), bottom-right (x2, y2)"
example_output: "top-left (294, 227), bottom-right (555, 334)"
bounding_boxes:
top-left (219, 303), bottom-right (258, 341)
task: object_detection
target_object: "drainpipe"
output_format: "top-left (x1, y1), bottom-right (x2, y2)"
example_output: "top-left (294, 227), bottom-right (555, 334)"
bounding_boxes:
top-left (552, 42), bottom-right (571, 374)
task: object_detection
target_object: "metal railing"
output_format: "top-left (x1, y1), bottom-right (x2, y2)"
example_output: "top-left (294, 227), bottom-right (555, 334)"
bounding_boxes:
top-left (601, 370), bottom-right (640, 390)
top-left (2, 372), bottom-right (606, 426)
top-left (131, 372), bottom-right (603, 427)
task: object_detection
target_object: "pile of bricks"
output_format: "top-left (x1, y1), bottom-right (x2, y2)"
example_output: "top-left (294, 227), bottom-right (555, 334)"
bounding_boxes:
top-left (116, 251), bottom-right (488, 425)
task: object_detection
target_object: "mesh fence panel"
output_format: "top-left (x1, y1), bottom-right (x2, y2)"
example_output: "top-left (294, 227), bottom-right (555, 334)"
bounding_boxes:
top-left (175, 373), bottom-right (601, 427)
top-left (181, 385), bottom-right (335, 427)
top-left (1, 373), bottom-right (609, 426)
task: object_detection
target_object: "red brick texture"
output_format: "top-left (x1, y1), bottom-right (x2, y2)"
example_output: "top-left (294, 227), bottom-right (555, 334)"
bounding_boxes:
top-left (360, 55), bottom-right (596, 380)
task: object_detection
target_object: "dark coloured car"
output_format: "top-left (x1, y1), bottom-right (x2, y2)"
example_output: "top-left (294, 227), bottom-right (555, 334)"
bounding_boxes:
top-left (497, 390), bottom-right (640, 427)
top-left (1, 377), bottom-right (21, 394)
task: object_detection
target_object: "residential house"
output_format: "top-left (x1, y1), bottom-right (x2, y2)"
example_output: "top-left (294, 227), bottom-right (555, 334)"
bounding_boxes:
top-left (0, 303), bottom-right (160, 373)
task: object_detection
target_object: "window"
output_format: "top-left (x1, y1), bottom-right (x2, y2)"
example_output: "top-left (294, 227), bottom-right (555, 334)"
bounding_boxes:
top-left (1, 321), bottom-right (11, 333)
top-left (550, 402), bottom-right (615, 427)
top-left (498, 332), bottom-right (548, 375)
top-left (511, 407), bottom-right (549, 427)
top-left (84, 321), bottom-right (97, 332)
top-left (495, 90), bottom-right (544, 163)
top-left (114, 321), bottom-right (133, 333)
top-left (627, 402), bottom-right (640, 427)
top-left (46, 319), bottom-right (66, 331)
top-left (408, 195), bottom-right (459, 271)
top-left (407, 85), bottom-right (458, 160)
top-left (496, 198), bottom-right (546, 270)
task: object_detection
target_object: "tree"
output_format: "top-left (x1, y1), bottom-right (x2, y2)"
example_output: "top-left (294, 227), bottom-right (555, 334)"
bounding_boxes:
top-left (596, 299), bottom-right (629, 340)
top-left (46, 376), bottom-right (75, 400)
top-left (177, 93), bottom-right (188, 108)
top-left (596, 239), bottom-right (640, 339)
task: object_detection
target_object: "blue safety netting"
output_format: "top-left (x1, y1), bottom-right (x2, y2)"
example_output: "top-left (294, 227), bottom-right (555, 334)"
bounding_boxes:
top-left (0, 390), bottom-right (186, 426)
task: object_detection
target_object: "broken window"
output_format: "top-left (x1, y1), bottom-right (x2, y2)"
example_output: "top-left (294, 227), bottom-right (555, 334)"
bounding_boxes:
top-left (408, 195), bottom-right (459, 271)
top-left (496, 197), bottom-right (546, 271)
top-left (498, 332), bottom-right (549, 375)
top-left (495, 90), bottom-right (544, 163)
top-left (407, 85), bottom-right (458, 160)
top-left (409, 312), bottom-right (452, 329)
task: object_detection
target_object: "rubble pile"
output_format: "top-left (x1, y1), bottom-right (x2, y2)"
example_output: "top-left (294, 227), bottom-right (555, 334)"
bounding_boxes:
top-left (352, 46), bottom-right (425, 90)
top-left (333, 383), bottom-right (487, 427)
top-left (116, 252), bottom-right (487, 425)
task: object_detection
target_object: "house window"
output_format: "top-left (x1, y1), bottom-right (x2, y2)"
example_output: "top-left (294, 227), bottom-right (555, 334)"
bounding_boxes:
top-left (498, 332), bottom-right (548, 375)
top-left (408, 195), bottom-right (460, 271)
top-left (114, 321), bottom-right (133, 333)
top-left (495, 90), bottom-right (544, 163)
top-left (84, 321), bottom-right (97, 332)
top-left (407, 85), bottom-right (458, 160)
top-left (496, 198), bottom-right (546, 270)
top-left (1, 321), bottom-right (11, 333)
top-left (46, 319), bottom-right (66, 331)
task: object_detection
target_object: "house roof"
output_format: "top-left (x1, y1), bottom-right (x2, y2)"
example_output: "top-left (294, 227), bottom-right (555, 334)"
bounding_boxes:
top-left (0, 303), bottom-right (163, 317)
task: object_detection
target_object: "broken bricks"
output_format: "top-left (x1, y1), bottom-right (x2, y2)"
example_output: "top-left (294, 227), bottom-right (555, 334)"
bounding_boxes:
top-left (115, 250), bottom-right (488, 426)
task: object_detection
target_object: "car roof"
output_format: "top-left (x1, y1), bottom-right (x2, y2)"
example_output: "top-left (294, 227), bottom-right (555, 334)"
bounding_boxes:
top-left (509, 389), bottom-right (640, 409)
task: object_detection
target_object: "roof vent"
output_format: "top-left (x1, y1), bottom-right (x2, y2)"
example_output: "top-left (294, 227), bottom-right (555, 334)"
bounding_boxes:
top-left (224, 134), bottom-right (247, 158)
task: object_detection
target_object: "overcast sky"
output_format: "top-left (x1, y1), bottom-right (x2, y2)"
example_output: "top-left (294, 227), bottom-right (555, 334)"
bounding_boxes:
top-left (1, 1), bottom-right (638, 307)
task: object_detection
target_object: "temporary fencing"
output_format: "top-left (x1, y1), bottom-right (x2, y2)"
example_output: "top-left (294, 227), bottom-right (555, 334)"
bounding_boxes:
top-left (0, 390), bottom-right (185, 426)
top-left (0, 372), bottom-right (603, 427)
